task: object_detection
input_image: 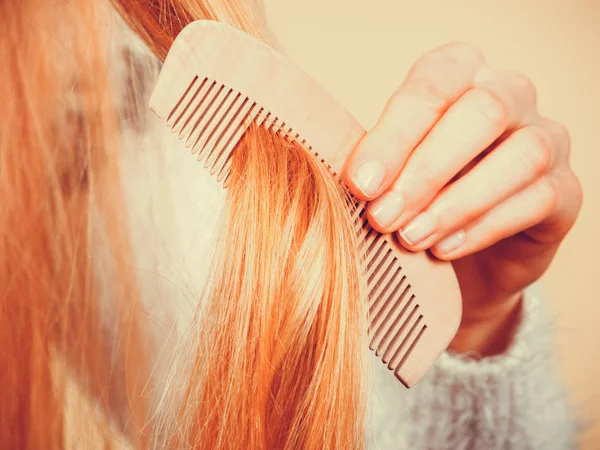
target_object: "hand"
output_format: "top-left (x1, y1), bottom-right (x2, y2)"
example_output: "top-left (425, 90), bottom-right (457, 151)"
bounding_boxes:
top-left (343, 42), bottom-right (583, 355)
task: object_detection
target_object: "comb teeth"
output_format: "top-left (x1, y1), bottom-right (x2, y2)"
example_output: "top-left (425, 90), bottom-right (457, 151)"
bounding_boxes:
top-left (160, 73), bottom-right (431, 381)
top-left (353, 215), bottom-right (428, 374)
top-left (167, 76), bottom-right (431, 371)
top-left (152, 22), bottom-right (462, 386)
top-left (165, 75), bottom-right (429, 377)
top-left (165, 76), bottom-right (258, 185)
top-left (164, 76), bottom-right (327, 189)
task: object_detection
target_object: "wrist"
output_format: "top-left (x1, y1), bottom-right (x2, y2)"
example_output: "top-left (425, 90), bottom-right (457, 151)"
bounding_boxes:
top-left (448, 291), bottom-right (524, 357)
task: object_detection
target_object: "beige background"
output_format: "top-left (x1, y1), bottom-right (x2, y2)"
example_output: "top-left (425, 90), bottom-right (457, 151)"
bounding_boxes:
top-left (263, 0), bottom-right (600, 447)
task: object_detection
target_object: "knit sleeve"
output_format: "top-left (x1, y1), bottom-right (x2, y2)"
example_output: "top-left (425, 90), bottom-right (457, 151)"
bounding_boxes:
top-left (367, 283), bottom-right (577, 450)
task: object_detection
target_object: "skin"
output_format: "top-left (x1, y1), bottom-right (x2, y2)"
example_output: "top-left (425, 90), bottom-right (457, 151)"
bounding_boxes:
top-left (342, 42), bottom-right (583, 356)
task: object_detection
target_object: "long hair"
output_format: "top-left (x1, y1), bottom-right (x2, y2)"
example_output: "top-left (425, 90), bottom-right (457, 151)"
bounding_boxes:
top-left (0, 1), bottom-right (369, 448)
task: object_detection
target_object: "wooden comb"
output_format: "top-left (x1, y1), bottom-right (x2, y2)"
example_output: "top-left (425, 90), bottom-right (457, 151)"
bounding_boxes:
top-left (149, 20), bottom-right (462, 388)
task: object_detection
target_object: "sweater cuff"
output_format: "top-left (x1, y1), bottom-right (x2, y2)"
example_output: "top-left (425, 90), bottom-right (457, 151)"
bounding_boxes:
top-left (413, 282), bottom-right (576, 449)
top-left (436, 282), bottom-right (550, 376)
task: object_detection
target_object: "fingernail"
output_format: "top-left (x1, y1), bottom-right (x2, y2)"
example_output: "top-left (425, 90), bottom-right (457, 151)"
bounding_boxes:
top-left (434, 230), bottom-right (466, 254)
top-left (370, 191), bottom-right (404, 229)
top-left (399, 212), bottom-right (437, 246)
top-left (353, 160), bottom-right (385, 197)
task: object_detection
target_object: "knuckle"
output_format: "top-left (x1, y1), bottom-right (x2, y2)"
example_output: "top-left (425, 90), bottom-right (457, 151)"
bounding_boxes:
top-left (509, 71), bottom-right (535, 92)
top-left (510, 71), bottom-right (537, 105)
top-left (404, 77), bottom-right (449, 111)
top-left (568, 170), bottom-right (584, 208)
top-left (442, 41), bottom-right (485, 65)
top-left (555, 122), bottom-right (571, 148)
top-left (545, 118), bottom-right (572, 150)
top-left (468, 87), bottom-right (509, 129)
top-left (520, 127), bottom-right (554, 174)
top-left (536, 178), bottom-right (559, 213)
top-left (412, 161), bottom-right (442, 186)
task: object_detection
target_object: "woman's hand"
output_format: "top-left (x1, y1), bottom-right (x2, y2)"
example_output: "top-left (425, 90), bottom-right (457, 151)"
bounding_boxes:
top-left (343, 42), bottom-right (583, 356)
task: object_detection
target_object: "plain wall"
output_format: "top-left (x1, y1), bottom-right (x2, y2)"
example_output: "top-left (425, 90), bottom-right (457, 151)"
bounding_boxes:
top-left (263, 0), bottom-right (600, 447)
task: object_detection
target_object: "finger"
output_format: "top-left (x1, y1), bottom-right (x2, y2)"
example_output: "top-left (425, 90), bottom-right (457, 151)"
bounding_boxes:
top-left (535, 115), bottom-right (571, 166)
top-left (429, 175), bottom-right (562, 260)
top-left (342, 42), bottom-right (485, 200)
top-left (367, 69), bottom-right (539, 233)
top-left (448, 70), bottom-right (541, 181)
top-left (521, 168), bottom-right (582, 245)
top-left (391, 124), bottom-right (554, 251)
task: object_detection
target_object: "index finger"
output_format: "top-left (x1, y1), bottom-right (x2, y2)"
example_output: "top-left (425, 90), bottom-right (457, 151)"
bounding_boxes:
top-left (342, 42), bottom-right (485, 200)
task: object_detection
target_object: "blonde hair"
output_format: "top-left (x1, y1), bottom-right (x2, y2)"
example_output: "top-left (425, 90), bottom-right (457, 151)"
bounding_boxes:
top-left (0, 0), bottom-right (369, 448)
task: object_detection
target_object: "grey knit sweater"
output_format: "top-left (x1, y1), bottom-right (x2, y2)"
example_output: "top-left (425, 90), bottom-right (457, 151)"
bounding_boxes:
top-left (367, 284), bottom-right (576, 449)
top-left (114, 25), bottom-right (577, 450)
